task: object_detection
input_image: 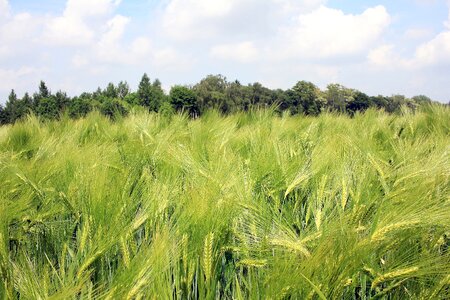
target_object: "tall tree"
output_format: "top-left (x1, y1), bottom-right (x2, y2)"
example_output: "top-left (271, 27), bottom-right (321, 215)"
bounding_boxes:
top-left (54, 90), bottom-right (71, 112)
top-left (117, 81), bottom-right (130, 99)
top-left (104, 83), bottom-right (118, 99)
top-left (39, 81), bottom-right (51, 98)
top-left (4, 89), bottom-right (19, 123)
top-left (0, 104), bottom-right (6, 124)
top-left (137, 73), bottom-right (162, 112)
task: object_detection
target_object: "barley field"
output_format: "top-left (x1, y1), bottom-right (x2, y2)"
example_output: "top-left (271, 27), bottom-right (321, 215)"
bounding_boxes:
top-left (0, 106), bottom-right (449, 299)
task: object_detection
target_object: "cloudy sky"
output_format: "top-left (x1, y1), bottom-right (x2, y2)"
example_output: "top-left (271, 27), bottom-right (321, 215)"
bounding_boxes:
top-left (1, 0), bottom-right (450, 103)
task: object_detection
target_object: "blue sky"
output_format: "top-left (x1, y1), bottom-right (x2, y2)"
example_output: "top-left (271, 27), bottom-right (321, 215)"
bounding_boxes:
top-left (1, 0), bottom-right (450, 103)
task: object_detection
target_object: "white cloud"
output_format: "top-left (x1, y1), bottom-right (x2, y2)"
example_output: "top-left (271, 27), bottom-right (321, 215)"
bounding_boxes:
top-left (368, 2), bottom-right (450, 69)
top-left (279, 5), bottom-right (390, 59)
top-left (64, 0), bottom-right (121, 18)
top-left (0, 67), bottom-right (43, 94)
top-left (161, 0), bottom-right (327, 41)
top-left (43, 0), bottom-right (122, 46)
top-left (44, 16), bottom-right (94, 46)
top-left (162, 0), bottom-right (389, 60)
top-left (403, 28), bottom-right (433, 40)
top-left (0, 0), bottom-right (9, 17)
top-left (368, 44), bottom-right (396, 66)
top-left (210, 41), bottom-right (259, 63)
top-left (413, 31), bottom-right (450, 66)
top-left (0, 13), bottom-right (41, 59)
top-left (407, 2), bottom-right (450, 67)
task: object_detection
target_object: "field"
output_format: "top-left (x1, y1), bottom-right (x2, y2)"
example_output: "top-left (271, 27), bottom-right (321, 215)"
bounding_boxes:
top-left (0, 106), bottom-right (449, 299)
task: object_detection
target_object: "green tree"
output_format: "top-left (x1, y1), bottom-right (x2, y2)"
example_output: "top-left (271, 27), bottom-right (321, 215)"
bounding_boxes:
top-left (117, 81), bottom-right (130, 99)
top-left (193, 74), bottom-right (228, 113)
top-left (346, 91), bottom-right (371, 115)
top-left (289, 81), bottom-right (322, 115)
top-left (100, 98), bottom-right (128, 119)
top-left (412, 95), bottom-right (432, 105)
top-left (386, 95), bottom-right (406, 113)
top-left (137, 74), bottom-right (163, 112)
top-left (325, 83), bottom-right (354, 112)
top-left (170, 85), bottom-right (199, 117)
top-left (54, 90), bottom-right (71, 112)
top-left (4, 89), bottom-right (19, 122)
top-left (104, 83), bottom-right (118, 99)
top-left (69, 97), bottom-right (92, 118)
top-left (0, 104), bottom-right (6, 124)
top-left (37, 96), bottom-right (59, 119)
top-left (39, 80), bottom-right (50, 98)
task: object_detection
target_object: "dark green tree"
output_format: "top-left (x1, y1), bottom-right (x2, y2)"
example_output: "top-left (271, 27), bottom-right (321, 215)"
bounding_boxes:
top-left (346, 91), bottom-right (371, 115)
top-left (0, 105), bottom-right (6, 124)
top-left (104, 83), bottom-right (118, 99)
top-left (54, 91), bottom-right (71, 112)
top-left (100, 98), bottom-right (128, 119)
top-left (170, 85), bottom-right (199, 117)
top-left (137, 74), bottom-right (163, 112)
top-left (4, 90), bottom-right (19, 122)
top-left (37, 96), bottom-right (59, 119)
top-left (69, 97), bottom-right (92, 118)
top-left (39, 81), bottom-right (50, 98)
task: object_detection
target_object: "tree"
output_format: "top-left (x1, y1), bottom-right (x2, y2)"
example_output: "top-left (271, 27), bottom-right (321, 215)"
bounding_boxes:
top-left (54, 90), bottom-right (71, 112)
top-left (137, 73), bottom-right (163, 112)
top-left (37, 96), bottom-right (59, 119)
top-left (346, 91), bottom-right (371, 115)
top-left (289, 81), bottom-right (322, 115)
top-left (370, 95), bottom-right (389, 110)
top-left (0, 105), bottom-right (7, 124)
top-left (386, 95), bottom-right (406, 113)
top-left (193, 74), bottom-right (228, 113)
top-left (412, 95), bottom-right (432, 105)
top-left (39, 81), bottom-right (50, 98)
top-left (100, 98), bottom-right (128, 119)
top-left (104, 83), bottom-right (118, 99)
top-left (169, 86), bottom-right (199, 117)
top-left (4, 89), bottom-right (19, 123)
top-left (226, 80), bottom-right (246, 112)
top-left (325, 84), bottom-right (354, 112)
top-left (117, 81), bottom-right (130, 99)
top-left (69, 97), bottom-right (92, 118)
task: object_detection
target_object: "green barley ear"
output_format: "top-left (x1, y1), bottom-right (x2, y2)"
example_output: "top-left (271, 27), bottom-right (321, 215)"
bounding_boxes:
top-left (202, 232), bottom-right (214, 284)
top-left (371, 267), bottom-right (419, 289)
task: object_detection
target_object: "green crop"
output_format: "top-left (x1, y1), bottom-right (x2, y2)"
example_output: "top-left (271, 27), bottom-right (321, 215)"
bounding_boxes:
top-left (0, 105), bottom-right (449, 299)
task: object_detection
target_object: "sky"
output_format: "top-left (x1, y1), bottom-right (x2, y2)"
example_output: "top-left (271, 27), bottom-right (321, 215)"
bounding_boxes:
top-left (1, 0), bottom-right (450, 104)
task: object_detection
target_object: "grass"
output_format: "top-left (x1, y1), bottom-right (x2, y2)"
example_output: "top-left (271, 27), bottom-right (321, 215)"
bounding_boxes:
top-left (0, 106), bottom-right (449, 299)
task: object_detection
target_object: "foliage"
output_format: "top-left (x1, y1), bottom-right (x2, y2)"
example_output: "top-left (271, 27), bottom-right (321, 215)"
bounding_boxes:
top-left (137, 74), bottom-right (165, 112)
top-left (0, 106), bottom-right (449, 299)
top-left (0, 75), bottom-right (447, 125)
top-left (169, 85), bottom-right (199, 117)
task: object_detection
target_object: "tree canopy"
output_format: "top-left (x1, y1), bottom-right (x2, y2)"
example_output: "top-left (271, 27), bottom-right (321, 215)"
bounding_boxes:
top-left (0, 74), bottom-right (445, 125)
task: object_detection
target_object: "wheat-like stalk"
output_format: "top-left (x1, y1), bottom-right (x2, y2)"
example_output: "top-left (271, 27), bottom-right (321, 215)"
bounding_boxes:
top-left (202, 232), bottom-right (214, 283)
top-left (371, 220), bottom-right (420, 241)
top-left (371, 267), bottom-right (419, 289)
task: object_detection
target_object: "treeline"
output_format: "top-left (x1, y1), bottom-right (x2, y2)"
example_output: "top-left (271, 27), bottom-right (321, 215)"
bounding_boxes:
top-left (0, 73), bottom-right (442, 124)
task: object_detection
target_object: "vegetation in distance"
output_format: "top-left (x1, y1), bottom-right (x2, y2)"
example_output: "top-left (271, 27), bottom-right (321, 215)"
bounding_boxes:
top-left (0, 104), bottom-right (449, 298)
top-left (0, 73), bottom-right (447, 125)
